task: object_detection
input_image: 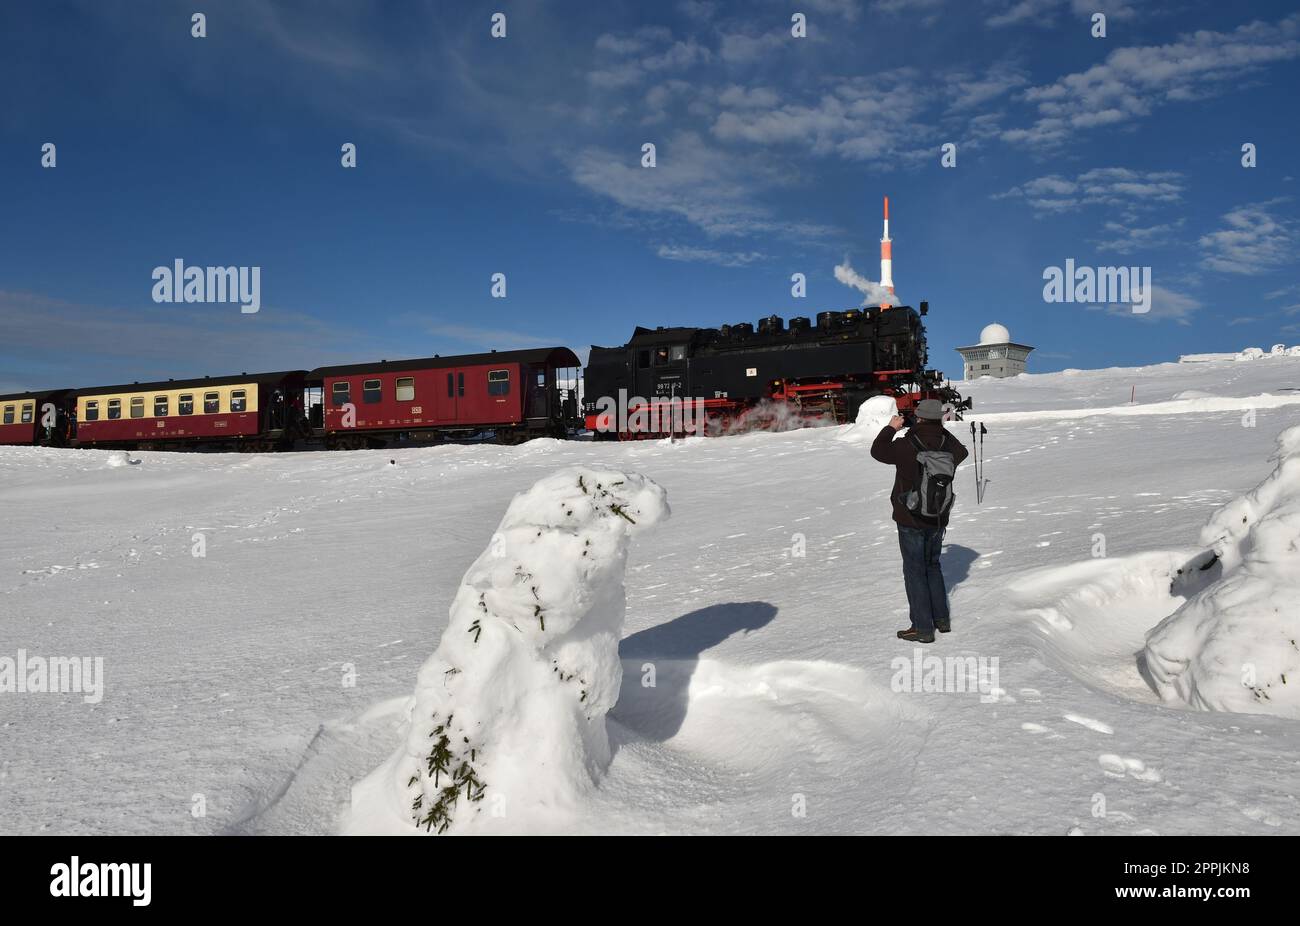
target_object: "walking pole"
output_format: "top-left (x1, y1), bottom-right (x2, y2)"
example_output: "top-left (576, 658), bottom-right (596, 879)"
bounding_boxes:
top-left (978, 423), bottom-right (989, 503)
top-left (970, 422), bottom-right (979, 504)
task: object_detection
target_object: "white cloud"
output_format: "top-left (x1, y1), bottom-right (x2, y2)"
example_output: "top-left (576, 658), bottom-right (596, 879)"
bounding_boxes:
top-left (986, 0), bottom-right (1136, 28)
top-left (994, 168), bottom-right (1184, 216)
top-left (1094, 219), bottom-right (1185, 253)
top-left (1199, 201), bottom-right (1295, 275)
top-left (1004, 14), bottom-right (1300, 145)
top-left (655, 245), bottom-right (767, 266)
top-left (568, 132), bottom-right (836, 241)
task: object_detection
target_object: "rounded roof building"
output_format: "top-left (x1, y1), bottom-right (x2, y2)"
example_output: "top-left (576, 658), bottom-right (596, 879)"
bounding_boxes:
top-left (956, 323), bottom-right (1034, 380)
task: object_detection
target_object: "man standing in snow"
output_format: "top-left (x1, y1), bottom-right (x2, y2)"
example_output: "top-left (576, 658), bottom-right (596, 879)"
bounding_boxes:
top-left (870, 399), bottom-right (969, 643)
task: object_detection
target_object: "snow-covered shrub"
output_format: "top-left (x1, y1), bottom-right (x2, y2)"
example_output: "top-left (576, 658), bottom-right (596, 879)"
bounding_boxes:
top-left (836, 394), bottom-right (898, 443)
top-left (1270, 343), bottom-right (1287, 356)
top-left (1235, 347), bottom-right (1265, 361)
top-left (1142, 425), bottom-right (1300, 717)
top-left (359, 466), bottom-right (669, 834)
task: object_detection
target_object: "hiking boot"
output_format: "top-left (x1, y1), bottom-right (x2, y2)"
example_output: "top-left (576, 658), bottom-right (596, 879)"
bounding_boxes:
top-left (897, 627), bottom-right (935, 644)
top-left (934, 620), bottom-right (951, 634)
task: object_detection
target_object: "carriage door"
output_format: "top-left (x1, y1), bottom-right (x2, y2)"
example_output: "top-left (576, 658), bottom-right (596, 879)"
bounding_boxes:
top-left (437, 369), bottom-right (458, 422)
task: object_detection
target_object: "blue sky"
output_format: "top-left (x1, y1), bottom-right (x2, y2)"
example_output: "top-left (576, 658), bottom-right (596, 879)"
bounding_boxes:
top-left (2, 0), bottom-right (1298, 391)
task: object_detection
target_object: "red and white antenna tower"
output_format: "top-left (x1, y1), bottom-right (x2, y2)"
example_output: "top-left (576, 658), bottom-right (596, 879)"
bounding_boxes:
top-left (880, 195), bottom-right (894, 309)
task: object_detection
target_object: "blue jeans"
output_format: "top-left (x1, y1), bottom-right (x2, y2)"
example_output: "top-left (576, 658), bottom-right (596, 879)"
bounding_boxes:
top-left (897, 525), bottom-right (949, 634)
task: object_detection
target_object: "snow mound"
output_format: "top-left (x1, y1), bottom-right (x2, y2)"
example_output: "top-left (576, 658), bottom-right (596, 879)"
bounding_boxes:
top-left (348, 466), bottom-right (669, 834)
top-left (1142, 425), bottom-right (1300, 717)
top-left (836, 394), bottom-right (898, 443)
top-left (104, 451), bottom-right (138, 467)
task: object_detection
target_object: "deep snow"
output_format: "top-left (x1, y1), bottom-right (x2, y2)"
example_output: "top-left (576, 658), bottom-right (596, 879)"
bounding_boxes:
top-left (3, 356), bottom-right (1300, 835)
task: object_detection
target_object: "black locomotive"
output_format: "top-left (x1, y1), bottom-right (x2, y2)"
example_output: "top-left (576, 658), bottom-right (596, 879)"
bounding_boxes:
top-left (583, 302), bottom-right (966, 438)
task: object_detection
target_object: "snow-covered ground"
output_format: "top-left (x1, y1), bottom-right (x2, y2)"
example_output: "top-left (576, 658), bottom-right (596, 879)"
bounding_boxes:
top-left (3, 357), bottom-right (1300, 835)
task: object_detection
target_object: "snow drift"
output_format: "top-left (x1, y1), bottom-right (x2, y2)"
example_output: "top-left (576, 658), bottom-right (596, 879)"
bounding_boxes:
top-left (347, 466), bottom-right (669, 834)
top-left (1142, 425), bottom-right (1300, 717)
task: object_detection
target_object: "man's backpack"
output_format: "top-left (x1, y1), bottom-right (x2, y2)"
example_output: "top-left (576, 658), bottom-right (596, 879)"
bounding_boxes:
top-left (902, 431), bottom-right (957, 522)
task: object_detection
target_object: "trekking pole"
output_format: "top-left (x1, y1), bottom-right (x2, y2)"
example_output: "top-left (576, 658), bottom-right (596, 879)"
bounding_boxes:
top-left (970, 422), bottom-right (979, 504)
top-left (978, 423), bottom-right (989, 503)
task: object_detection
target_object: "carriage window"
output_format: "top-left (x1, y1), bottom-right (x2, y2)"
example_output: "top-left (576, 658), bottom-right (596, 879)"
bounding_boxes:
top-left (84, 401), bottom-right (99, 422)
top-left (21, 404), bottom-right (33, 424)
top-left (130, 397), bottom-right (145, 418)
top-left (2, 406), bottom-right (13, 425)
top-left (487, 370), bottom-right (510, 396)
top-left (395, 377), bottom-right (415, 402)
top-left (457, 372), bottom-right (465, 398)
top-left (447, 373), bottom-right (454, 398)
top-left (108, 399), bottom-right (122, 420)
top-left (230, 390), bottom-right (247, 413)
top-left (670, 345), bottom-right (687, 362)
top-left (332, 381), bottom-right (350, 406)
top-left (178, 394), bottom-right (194, 416)
top-left (363, 379), bottom-right (382, 404)
top-left (204, 392), bottom-right (220, 414)
top-left (154, 395), bottom-right (168, 417)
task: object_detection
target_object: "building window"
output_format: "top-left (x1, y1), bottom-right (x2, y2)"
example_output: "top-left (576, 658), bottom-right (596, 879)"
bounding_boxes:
top-left (2, 406), bottom-right (13, 425)
top-left (396, 377), bottom-right (415, 402)
top-left (363, 379), bottom-right (382, 404)
top-left (487, 369), bottom-right (510, 396)
top-left (230, 390), bottom-right (247, 413)
top-left (331, 382), bottom-right (350, 406)
top-left (204, 392), bottom-right (220, 414)
top-left (154, 395), bottom-right (169, 417)
top-left (130, 397), bottom-right (145, 418)
top-left (84, 401), bottom-right (99, 422)
top-left (980, 364), bottom-right (990, 370)
top-left (179, 394), bottom-right (194, 416)
top-left (108, 399), bottom-right (122, 420)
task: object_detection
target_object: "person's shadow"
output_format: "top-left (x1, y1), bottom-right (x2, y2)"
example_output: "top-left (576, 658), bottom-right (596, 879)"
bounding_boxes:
top-left (943, 543), bottom-right (979, 591)
top-left (611, 601), bottom-right (777, 743)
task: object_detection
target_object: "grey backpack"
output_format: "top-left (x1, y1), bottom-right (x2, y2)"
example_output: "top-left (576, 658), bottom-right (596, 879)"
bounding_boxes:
top-left (903, 431), bottom-right (957, 522)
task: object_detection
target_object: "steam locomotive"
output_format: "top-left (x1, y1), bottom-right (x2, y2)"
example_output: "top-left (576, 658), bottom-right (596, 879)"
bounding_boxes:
top-left (583, 302), bottom-right (966, 438)
top-left (0, 303), bottom-right (965, 450)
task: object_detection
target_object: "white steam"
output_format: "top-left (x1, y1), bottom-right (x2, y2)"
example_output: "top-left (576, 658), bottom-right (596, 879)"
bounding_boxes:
top-left (834, 259), bottom-right (900, 307)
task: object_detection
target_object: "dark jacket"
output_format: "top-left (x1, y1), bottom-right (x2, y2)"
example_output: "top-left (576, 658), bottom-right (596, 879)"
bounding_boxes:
top-left (870, 420), bottom-right (969, 529)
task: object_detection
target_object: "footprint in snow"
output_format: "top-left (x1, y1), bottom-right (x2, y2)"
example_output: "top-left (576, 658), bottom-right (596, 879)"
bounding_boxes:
top-left (1064, 713), bottom-right (1113, 734)
top-left (1020, 722), bottom-right (1051, 734)
top-left (1241, 806), bottom-right (1281, 827)
top-left (1099, 754), bottom-right (1162, 782)
top-left (1018, 688), bottom-right (1043, 701)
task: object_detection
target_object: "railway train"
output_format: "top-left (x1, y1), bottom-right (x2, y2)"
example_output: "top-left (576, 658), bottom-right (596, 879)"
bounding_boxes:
top-left (0, 302), bottom-right (965, 450)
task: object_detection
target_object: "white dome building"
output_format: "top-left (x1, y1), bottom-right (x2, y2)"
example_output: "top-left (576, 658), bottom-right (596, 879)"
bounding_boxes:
top-left (956, 323), bottom-right (1034, 380)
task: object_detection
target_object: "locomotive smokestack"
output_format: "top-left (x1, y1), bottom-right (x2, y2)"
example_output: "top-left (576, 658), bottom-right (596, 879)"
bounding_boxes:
top-left (879, 195), bottom-right (894, 309)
